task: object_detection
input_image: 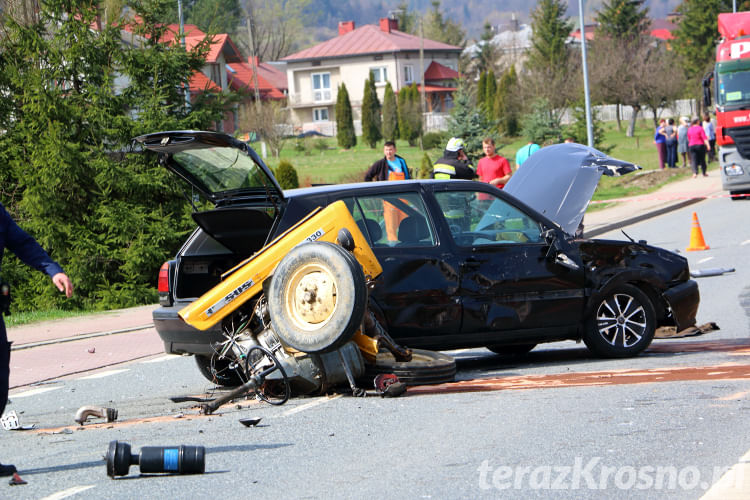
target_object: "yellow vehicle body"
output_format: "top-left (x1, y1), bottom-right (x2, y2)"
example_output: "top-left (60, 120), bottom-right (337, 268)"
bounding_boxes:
top-left (179, 200), bottom-right (382, 331)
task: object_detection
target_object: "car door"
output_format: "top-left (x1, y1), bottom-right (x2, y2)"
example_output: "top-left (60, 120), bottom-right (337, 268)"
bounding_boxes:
top-left (431, 187), bottom-right (586, 341)
top-left (338, 190), bottom-right (462, 345)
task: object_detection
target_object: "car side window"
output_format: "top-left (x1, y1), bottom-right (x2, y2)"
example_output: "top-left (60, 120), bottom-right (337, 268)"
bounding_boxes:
top-left (341, 193), bottom-right (435, 247)
top-left (434, 190), bottom-right (543, 246)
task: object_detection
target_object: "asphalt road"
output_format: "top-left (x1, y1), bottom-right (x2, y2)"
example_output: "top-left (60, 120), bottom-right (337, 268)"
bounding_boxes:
top-left (1, 194), bottom-right (749, 499)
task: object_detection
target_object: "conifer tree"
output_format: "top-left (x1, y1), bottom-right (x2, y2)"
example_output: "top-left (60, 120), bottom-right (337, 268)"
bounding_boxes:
top-left (528, 0), bottom-right (573, 72)
top-left (484, 70), bottom-right (497, 118)
top-left (0, 0), bottom-right (231, 310)
top-left (361, 77), bottom-right (382, 148)
top-left (382, 82), bottom-right (399, 142)
top-left (595, 0), bottom-right (650, 41)
top-left (336, 83), bottom-right (356, 149)
top-left (446, 79), bottom-right (496, 158)
top-left (494, 66), bottom-right (520, 136)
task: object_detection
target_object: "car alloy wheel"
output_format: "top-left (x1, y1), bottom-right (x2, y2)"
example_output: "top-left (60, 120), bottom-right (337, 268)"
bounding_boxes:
top-left (584, 284), bottom-right (655, 358)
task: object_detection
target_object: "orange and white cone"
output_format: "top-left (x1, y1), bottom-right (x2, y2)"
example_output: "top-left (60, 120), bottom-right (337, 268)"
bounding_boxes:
top-left (686, 212), bottom-right (710, 251)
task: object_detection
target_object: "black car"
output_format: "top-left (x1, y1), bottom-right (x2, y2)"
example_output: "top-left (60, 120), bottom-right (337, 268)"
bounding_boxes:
top-left (136, 131), bottom-right (699, 381)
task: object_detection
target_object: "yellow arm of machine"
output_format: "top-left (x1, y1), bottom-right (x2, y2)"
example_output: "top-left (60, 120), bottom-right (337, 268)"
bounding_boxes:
top-left (179, 200), bottom-right (383, 331)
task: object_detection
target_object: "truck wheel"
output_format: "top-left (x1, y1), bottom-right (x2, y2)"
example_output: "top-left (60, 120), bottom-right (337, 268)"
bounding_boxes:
top-left (195, 354), bottom-right (244, 387)
top-left (363, 349), bottom-right (456, 386)
top-left (269, 242), bottom-right (367, 354)
top-left (583, 284), bottom-right (655, 358)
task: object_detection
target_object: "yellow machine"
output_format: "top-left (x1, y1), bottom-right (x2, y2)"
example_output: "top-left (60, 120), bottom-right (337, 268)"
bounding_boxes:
top-left (179, 200), bottom-right (382, 332)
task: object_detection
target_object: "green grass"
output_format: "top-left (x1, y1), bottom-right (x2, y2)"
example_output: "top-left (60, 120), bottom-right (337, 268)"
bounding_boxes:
top-left (4, 309), bottom-right (87, 328)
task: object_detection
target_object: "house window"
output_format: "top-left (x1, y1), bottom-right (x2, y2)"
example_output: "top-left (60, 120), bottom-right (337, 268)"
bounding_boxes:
top-left (404, 65), bottom-right (414, 84)
top-left (370, 67), bottom-right (388, 85)
top-left (313, 107), bottom-right (329, 122)
top-left (312, 72), bottom-right (331, 102)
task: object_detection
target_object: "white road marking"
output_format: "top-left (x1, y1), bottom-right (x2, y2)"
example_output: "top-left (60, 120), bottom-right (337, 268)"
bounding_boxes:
top-left (141, 355), bottom-right (177, 363)
top-left (741, 239), bottom-right (750, 246)
top-left (11, 386), bottom-right (62, 398)
top-left (701, 449), bottom-right (750, 499)
top-left (77, 369), bottom-right (129, 380)
top-left (282, 394), bottom-right (342, 417)
top-left (41, 485), bottom-right (95, 500)
top-left (698, 257), bottom-right (714, 264)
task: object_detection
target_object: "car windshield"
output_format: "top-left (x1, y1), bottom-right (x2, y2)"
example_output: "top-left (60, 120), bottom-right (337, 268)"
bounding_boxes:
top-left (717, 59), bottom-right (750, 107)
top-left (172, 146), bottom-right (275, 194)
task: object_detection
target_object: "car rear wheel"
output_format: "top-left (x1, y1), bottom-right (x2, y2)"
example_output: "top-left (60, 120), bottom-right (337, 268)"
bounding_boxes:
top-left (583, 284), bottom-right (655, 358)
top-left (195, 354), bottom-right (244, 387)
top-left (268, 242), bottom-right (367, 354)
top-left (486, 344), bottom-right (536, 356)
top-left (363, 349), bottom-right (456, 386)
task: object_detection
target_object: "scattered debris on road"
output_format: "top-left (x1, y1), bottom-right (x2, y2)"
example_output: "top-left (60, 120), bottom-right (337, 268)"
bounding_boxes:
top-left (690, 267), bottom-right (736, 278)
top-left (655, 322), bottom-right (720, 339)
top-left (8, 472), bottom-right (27, 486)
top-left (0, 410), bottom-right (35, 431)
top-left (106, 440), bottom-right (205, 478)
top-left (74, 406), bottom-right (118, 425)
top-left (239, 417), bottom-right (261, 427)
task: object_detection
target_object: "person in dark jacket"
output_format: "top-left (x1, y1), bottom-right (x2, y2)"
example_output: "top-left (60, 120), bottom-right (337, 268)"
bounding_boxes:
top-left (364, 141), bottom-right (411, 241)
top-left (363, 141), bottom-right (410, 182)
top-left (0, 202), bottom-right (73, 476)
top-left (432, 137), bottom-right (476, 180)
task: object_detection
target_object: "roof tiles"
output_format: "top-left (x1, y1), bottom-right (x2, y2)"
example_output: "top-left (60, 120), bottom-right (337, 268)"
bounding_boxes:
top-left (283, 24), bottom-right (461, 61)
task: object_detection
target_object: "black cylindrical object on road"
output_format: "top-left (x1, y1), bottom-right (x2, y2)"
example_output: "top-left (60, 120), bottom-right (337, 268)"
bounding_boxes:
top-left (106, 440), bottom-right (205, 478)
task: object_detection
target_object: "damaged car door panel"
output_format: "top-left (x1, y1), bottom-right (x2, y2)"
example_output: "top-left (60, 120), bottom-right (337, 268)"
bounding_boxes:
top-left (138, 131), bottom-right (700, 386)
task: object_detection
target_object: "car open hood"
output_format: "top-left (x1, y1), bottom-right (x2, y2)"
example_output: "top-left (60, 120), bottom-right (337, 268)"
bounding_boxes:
top-left (504, 143), bottom-right (640, 235)
top-left (134, 130), bottom-right (284, 205)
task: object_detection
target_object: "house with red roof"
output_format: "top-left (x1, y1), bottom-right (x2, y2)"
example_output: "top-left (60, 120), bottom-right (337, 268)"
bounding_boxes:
top-left (282, 17), bottom-right (462, 134)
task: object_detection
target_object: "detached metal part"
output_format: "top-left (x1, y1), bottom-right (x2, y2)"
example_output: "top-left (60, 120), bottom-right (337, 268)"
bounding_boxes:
top-left (74, 406), bottom-right (118, 425)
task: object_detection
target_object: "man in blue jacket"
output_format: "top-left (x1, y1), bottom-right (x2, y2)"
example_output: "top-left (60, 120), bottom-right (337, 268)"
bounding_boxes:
top-left (1, 203), bottom-right (73, 476)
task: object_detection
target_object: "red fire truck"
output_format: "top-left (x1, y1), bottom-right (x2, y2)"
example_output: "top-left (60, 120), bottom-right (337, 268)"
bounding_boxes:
top-left (703, 11), bottom-right (750, 199)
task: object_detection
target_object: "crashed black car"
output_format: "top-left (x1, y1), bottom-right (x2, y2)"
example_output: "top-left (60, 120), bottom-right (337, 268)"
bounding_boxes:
top-left (137, 131), bottom-right (699, 383)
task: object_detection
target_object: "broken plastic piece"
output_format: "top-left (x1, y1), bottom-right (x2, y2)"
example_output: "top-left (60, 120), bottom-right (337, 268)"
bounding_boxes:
top-left (239, 417), bottom-right (261, 427)
top-left (8, 472), bottom-right (26, 485)
top-left (0, 411), bottom-right (20, 430)
top-left (106, 440), bottom-right (205, 478)
top-left (74, 406), bottom-right (118, 425)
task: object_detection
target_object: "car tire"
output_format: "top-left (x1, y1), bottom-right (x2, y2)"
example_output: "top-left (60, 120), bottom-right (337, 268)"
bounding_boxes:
top-left (486, 344), bottom-right (537, 356)
top-left (363, 349), bottom-right (456, 386)
top-left (583, 284), bottom-right (656, 358)
top-left (195, 354), bottom-right (244, 387)
top-left (268, 242), bottom-right (367, 354)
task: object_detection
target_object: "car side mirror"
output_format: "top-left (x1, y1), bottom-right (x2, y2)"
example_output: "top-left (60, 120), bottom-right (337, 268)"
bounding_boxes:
top-left (543, 228), bottom-right (580, 271)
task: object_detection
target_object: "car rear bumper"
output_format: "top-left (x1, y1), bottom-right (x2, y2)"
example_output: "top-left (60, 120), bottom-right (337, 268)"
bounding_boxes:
top-left (153, 305), bottom-right (224, 355)
top-left (662, 279), bottom-right (700, 333)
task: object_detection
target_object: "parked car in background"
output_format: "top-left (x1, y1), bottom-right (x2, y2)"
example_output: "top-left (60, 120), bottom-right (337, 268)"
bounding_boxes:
top-left (136, 131), bottom-right (700, 384)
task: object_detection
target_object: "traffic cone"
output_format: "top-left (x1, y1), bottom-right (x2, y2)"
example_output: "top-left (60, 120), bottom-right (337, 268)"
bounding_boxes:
top-left (686, 212), bottom-right (710, 251)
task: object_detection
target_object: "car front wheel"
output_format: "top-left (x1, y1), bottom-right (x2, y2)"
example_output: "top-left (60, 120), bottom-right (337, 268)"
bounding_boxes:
top-left (583, 284), bottom-right (655, 358)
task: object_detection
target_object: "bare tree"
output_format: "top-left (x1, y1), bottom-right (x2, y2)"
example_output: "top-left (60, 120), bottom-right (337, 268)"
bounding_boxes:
top-left (241, 0), bottom-right (311, 62)
top-left (237, 100), bottom-right (290, 158)
top-left (590, 37), bottom-right (684, 136)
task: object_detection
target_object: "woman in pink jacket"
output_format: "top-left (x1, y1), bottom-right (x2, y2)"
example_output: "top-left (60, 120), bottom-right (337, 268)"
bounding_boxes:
top-left (687, 117), bottom-right (711, 178)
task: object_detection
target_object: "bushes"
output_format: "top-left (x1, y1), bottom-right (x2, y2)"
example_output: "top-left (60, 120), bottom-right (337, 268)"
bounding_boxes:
top-left (422, 131), bottom-right (448, 150)
top-left (275, 160), bottom-right (300, 189)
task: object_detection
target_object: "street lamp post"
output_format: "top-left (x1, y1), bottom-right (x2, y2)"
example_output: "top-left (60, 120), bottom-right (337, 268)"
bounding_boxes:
top-left (578, 0), bottom-right (593, 147)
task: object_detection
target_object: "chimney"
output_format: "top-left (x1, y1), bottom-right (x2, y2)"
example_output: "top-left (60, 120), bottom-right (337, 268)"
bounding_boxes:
top-left (379, 18), bottom-right (398, 33)
top-left (338, 21), bottom-right (355, 36)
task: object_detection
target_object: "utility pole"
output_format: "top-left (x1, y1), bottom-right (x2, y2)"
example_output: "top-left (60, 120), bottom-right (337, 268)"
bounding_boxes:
top-left (178, 0), bottom-right (190, 107)
top-left (419, 18), bottom-right (426, 147)
top-left (578, 0), bottom-right (593, 147)
top-left (246, 16), bottom-right (261, 112)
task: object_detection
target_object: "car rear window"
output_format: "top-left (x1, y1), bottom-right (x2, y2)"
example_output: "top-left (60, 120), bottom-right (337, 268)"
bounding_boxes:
top-left (173, 147), bottom-right (276, 194)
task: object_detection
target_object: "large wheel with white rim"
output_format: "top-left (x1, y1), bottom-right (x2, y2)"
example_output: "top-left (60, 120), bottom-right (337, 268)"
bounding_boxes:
top-left (583, 284), bottom-right (655, 358)
top-left (268, 241), bottom-right (367, 354)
